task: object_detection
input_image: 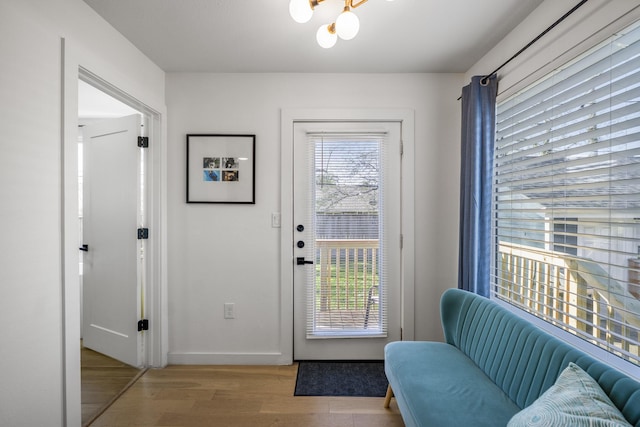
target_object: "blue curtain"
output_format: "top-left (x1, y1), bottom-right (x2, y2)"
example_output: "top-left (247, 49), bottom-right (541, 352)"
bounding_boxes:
top-left (458, 75), bottom-right (498, 297)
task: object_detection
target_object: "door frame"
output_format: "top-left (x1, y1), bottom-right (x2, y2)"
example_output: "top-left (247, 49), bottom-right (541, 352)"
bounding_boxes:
top-left (280, 108), bottom-right (415, 363)
top-left (62, 61), bottom-right (167, 425)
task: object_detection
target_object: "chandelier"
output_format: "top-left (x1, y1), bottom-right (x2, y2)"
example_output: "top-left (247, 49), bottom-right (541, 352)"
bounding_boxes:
top-left (289, 0), bottom-right (394, 49)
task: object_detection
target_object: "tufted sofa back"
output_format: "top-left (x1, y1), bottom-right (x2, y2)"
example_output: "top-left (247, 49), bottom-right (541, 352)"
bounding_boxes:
top-left (441, 288), bottom-right (640, 427)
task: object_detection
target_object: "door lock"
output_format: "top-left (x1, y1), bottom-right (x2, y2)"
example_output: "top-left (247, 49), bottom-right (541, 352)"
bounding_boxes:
top-left (296, 257), bottom-right (313, 265)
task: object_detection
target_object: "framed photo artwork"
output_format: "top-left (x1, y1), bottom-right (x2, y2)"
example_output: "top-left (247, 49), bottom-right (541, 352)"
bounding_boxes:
top-left (186, 134), bottom-right (256, 203)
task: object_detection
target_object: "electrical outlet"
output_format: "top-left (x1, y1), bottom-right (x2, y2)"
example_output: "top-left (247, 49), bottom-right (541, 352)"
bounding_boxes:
top-left (224, 303), bottom-right (235, 319)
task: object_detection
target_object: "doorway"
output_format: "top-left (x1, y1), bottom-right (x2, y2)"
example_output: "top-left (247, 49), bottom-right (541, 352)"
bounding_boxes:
top-left (292, 121), bottom-right (403, 360)
top-left (77, 79), bottom-right (145, 424)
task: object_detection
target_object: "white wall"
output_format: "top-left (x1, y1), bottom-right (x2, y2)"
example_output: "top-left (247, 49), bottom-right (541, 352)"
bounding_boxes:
top-left (166, 73), bottom-right (462, 363)
top-left (0, 3), bottom-right (63, 425)
top-left (0, 1), bottom-right (165, 426)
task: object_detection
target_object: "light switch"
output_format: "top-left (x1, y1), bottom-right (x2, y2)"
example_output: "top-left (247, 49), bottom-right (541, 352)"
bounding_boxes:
top-left (271, 212), bottom-right (281, 228)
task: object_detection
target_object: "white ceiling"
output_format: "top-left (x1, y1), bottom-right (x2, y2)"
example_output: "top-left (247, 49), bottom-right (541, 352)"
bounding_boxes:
top-left (82, 0), bottom-right (544, 73)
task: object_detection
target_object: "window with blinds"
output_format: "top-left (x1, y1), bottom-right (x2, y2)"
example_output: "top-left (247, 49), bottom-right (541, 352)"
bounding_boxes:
top-left (492, 21), bottom-right (640, 366)
top-left (306, 133), bottom-right (388, 337)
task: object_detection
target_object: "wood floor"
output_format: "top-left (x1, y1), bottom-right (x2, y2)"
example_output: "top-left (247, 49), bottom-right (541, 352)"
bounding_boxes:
top-left (81, 345), bottom-right (142, 426)
top-left (88, 364), bottom-right (405, 427)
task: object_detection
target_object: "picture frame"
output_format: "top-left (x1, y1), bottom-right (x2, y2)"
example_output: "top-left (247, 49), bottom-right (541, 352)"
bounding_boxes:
top-left (186, 134), bottom-right (256, 204)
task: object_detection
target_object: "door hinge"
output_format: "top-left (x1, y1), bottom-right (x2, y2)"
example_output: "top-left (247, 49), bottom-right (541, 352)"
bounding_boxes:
top-left (400, 140), bottom-right (404, 157)
top-left (137, 319), bottom-right (149, 331)
top-left (137, 228), bottom-right (149, 239)
top-left (400, 234), bottom-right (404, 249)
top-left (138, 136), bottom-right (149, 148)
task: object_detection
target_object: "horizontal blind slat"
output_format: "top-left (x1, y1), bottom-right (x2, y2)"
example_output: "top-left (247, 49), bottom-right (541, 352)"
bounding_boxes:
top-left (497, 28), bottom-right (640, 117)
top-left (497, 61), bottom-right (640, 132)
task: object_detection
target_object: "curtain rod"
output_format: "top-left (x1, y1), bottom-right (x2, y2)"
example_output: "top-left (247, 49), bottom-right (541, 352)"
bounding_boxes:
top-left (480, 0), bottom-right (589, 84)
top-left (458, 0), bottom-right (589, 99)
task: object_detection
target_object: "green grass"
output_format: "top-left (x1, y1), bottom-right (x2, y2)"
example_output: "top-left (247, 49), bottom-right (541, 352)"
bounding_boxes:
top-left (314, 262), bottom-right (379, 310)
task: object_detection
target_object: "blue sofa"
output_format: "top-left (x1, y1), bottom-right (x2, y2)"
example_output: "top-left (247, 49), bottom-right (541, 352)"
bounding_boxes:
top-left (384, 288), bottom-right (640, 427)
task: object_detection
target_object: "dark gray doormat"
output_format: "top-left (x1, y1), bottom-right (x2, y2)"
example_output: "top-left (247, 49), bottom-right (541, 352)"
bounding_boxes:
top-left (294, 361), bottom-right (388, 397)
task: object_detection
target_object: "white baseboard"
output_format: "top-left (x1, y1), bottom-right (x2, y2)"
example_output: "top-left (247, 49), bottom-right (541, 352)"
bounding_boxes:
top-left (167, 352), bottom-right (291, 365)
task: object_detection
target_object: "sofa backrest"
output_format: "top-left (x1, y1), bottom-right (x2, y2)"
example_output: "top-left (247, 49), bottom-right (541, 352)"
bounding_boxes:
top-left (441, 288), bottom-right (640, 426)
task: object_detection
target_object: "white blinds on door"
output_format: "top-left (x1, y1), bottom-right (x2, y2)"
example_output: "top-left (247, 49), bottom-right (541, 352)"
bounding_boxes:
top-left (492, 21), bottom-right (640, 365)
top-left (306, 132), bottom-right (388, 337)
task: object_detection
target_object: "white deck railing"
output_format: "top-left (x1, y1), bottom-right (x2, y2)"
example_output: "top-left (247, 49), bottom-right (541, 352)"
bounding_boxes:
top-left (315, 239), bottom-right (379, 313)
top-left (496, 241), bottom-right (640, 365)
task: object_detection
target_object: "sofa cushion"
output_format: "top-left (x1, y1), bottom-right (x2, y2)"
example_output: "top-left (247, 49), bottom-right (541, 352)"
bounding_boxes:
top-left (385, 341), bottom-right (521, 427)
top-left (508, 363), bottom-right (632, 427)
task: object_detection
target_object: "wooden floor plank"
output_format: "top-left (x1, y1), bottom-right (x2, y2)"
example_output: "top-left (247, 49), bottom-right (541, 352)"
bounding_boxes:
top-left (89, 364), bottom-right (404, 427)
top-left (81, 345), bottom-right (141, 426)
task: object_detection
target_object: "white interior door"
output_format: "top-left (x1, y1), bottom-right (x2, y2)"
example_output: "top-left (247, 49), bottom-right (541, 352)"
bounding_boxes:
top-left (293, 121), bottom-right (402, 360)
top-left (82, 114), bottom-right (145, 368)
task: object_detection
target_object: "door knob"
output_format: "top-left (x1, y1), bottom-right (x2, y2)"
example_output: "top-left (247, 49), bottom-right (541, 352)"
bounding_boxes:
top-left (297, 241), bottom-right (305, 248)
top-left (79, 244), bottom-right (89, 252)
top-left (296, 257), bottom-right (313, 265)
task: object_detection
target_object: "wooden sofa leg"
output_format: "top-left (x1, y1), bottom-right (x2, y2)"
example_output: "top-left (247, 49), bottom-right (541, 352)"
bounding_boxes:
top-left (384, 385), bottom-right (394, 408)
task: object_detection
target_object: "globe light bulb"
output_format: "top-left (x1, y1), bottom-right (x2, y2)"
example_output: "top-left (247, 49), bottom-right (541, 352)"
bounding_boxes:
top-left (316, 24), bottom-right (337, 49)
top-left (289, 0), bottom-right (313, 23)
top-left (335, 10), bottom-right (359, 40)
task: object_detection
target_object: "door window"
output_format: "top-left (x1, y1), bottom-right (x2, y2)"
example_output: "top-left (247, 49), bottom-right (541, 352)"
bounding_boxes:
top-left (308, 133), bottom-right (388, 337)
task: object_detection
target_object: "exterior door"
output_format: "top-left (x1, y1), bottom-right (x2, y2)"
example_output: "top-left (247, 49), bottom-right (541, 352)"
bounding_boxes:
top-left (293, 121), bottom-right (402, 360)
top-left (82, 114), bottom-right (145, 368)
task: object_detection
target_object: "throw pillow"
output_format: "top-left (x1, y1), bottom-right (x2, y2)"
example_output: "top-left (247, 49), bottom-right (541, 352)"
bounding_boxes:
top-left (507, 362), bottom-right (631, 427)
